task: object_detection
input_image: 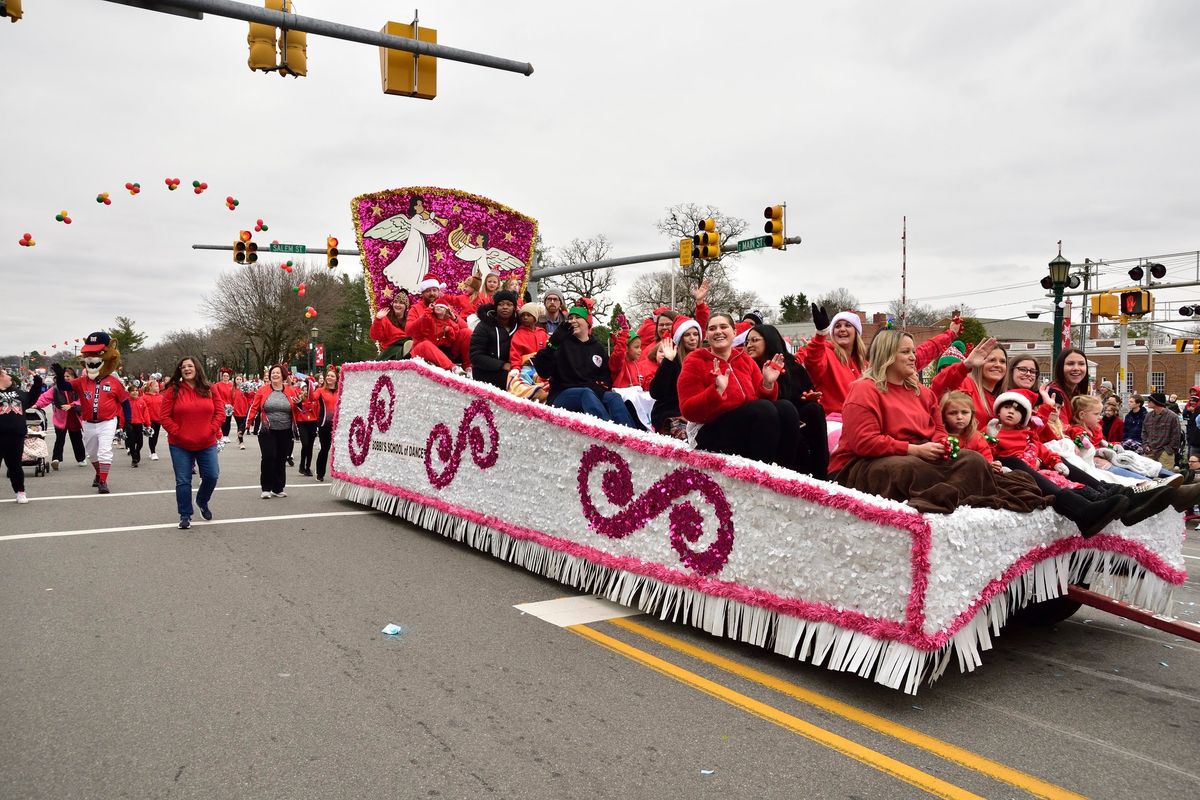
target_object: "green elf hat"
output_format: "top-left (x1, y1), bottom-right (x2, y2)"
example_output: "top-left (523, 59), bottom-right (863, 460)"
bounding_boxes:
top-left (567, 305), bottom-right (590, 322)
top-left (935, 339), bottom-right (967, 373)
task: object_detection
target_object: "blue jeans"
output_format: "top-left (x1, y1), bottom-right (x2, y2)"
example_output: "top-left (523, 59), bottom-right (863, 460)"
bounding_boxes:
top-left (169, 444), bottom-right (219, 517)
top-left (552, 387), bottom-right (636, 428)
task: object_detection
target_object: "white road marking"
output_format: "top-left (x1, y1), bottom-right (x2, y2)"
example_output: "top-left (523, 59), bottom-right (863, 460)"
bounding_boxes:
top-left (0, 482), bottom-right (329, 504)
top-left (0, 511), bottom-right (377, 543)
top-left (1183, 554), bottom-right (1199, 561)
top-left (515, 595), bottom-right (643, 627)
top-left (1009, 648), bottom-right (1200, 704)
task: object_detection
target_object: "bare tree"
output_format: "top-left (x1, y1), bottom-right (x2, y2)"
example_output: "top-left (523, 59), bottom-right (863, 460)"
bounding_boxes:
top-left (541, 235), bottom-right (616, 324)
top-left (627, 262), bottom-right (766, 323)
top-left (203, 260), bottom-right (344, 366)
top-left (887, 299), bottom-right (976, 326)
top-left (813, 288), bottom-right (861, 314)
top-left (655, 203), bottom-right (748, 288)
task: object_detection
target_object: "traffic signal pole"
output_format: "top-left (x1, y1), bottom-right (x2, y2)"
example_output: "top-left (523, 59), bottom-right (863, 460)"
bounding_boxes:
top-left (100, 0), bottom-right (534, 76)
top-left (529, 235), bottom-right (804, 281)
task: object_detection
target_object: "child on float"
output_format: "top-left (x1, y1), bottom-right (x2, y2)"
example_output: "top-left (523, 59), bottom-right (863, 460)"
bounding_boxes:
top-left (677, 313), bottom-right (801, 469)
top-left (938, 391), bottom-right (1000, 468)
top-left (647, 316), bottom-right (703, 440)
top-left (609, 314), bottom-right (655, 391)
top-left (508, 302), bottom-right (548, 370)
top-left (988, 390), bottom-right (1133, 536)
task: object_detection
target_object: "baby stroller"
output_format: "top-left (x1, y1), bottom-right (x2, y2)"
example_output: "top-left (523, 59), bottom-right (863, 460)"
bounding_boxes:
top-left (23, 407), bottom-right (50, 477)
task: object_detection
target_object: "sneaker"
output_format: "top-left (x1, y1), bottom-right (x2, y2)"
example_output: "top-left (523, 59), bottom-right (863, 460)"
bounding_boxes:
top-left (92, 476), bottom-right (100, 488)
top-left (239, 443), bottom-right (246, 450)
top-left (179, 516), bottom-right (191, 530)
top-left (131, 461), bottom-right (139, 469)
top-left (270, 491), bottom-right (287, 498)
top-left (286, 456), bottom-right (294, 467)
top-left (451, 366), bottom-right (467, 378)
top-left (1158, 473), bottom-right (1184, 487)
top-left (76, 461), bottom-right (87, 468)
top-left (198, 504), bottom-right (213, 521)
top-left (98, 483), bottom-right (111, 494)
top-left (51, 459), bottom-right (60, 471)
top-left (316, 475), bottom-right (324, 482)
top-left (150, 453), bottom-right (159, 461)
top-left (261, 491), bottom-right (272, 499)
top-left (15, 492), bottom-right (28, 504)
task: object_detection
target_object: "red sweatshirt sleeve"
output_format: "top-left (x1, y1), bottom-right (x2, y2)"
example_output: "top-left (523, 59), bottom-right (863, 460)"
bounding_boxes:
top-left (609, 330), bottom-right (628, 381)
top-left (930, 360), bottom-right (969, 400)
top-left (209, 393), bottom-right (225, 439)
top-left (693, 302), bottom-right (710, 334)
top-left (369, 315), bottom-right (404, 347)
top-left (914, 330), bottom-right (953, 372)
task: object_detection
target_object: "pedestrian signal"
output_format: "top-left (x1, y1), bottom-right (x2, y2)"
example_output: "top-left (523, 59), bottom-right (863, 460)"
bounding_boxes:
top-left (1119, 289), bottom-right (1150, 317)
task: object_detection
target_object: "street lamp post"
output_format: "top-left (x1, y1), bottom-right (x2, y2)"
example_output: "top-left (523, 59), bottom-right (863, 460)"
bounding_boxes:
top-left (243, 340), bottom-right (252, 378)
top-left (309, 327), bottom-right (318, 374)
top-left (1047, 242), bottom-right (1072, 367)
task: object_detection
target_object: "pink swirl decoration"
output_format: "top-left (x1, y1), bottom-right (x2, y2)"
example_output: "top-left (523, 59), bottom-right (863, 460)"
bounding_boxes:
top-left (425, 399), bottom-right (500, 489)
top-left (348, 375), bottom-right (396, 466)
top-left (578, 444), bottom-right (734, 576)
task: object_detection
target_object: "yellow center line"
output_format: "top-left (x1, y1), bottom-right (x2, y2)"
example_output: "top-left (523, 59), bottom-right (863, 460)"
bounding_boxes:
top-left (608, 617), bottom-right (1087, 800)
top-left (568, 623), bottom-right (984, 800)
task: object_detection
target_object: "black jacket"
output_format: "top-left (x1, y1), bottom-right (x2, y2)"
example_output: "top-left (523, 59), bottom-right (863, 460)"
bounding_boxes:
top-left (469, 304), bottom-right (517, 389)
top-left (533, 325), bottom-right (612, 405)
top-left (0, 375), bottom-right (44, 437)
top-left (648, 354), bottom-right (682, 429)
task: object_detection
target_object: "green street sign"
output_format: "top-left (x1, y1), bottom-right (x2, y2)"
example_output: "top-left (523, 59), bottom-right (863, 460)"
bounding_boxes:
top-left (269, 243), bottom-right (307, 254)
top-left (737, 236), bottom-right (771, 252)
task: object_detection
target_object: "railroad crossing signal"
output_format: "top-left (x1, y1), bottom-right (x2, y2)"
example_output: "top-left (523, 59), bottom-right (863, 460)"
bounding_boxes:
top-left (326, 236), bottom-right (339, 269)
top-left (764, 204), bottom-right (786, 249)
top-left (693, 219), bottom-right (720, 261)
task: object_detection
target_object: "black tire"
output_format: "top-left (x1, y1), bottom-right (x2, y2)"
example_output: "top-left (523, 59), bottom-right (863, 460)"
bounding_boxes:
top-left (1012, 595), bottom-right (1083, 626)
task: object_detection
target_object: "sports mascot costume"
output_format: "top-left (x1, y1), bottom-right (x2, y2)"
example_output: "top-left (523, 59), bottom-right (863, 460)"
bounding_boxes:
top-left (52, 331), bottom-right (130, 494)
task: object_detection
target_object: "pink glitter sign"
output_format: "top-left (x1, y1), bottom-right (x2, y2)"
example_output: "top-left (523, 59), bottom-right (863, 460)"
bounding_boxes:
top-left (350, 186), bottom-right (538, 314)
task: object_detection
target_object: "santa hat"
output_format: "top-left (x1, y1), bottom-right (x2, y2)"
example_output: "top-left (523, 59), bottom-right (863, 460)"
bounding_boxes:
top-left (416, 273), bottom-right (444, 293)
top-left (672, 316), bottom-right (701, 345)
top-left (829, 311), bottom-right (863, 336)
top-left (993, 389), bottom-right (1038, 424)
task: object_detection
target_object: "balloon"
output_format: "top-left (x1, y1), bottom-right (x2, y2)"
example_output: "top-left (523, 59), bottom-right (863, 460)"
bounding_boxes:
top-left (192, 180), bottom-right (200, 188)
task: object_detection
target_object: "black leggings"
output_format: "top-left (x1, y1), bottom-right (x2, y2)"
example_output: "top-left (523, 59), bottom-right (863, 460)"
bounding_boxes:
top-left (258, 427), bottom-right (292, 493)
top-left (234, 415), bottom-right (247, 441)
top-left (315, 423), bottom-right (333, 480)
top-left (1, 431), bottom-right (25, 493)
top-left (126, 425), bottom-right (144, 465)
top-left (221, 415), bottom-right (232, 438)
top-left (789, 399), bottom-right (830, 481)
top-left (53, 426), bottom-right (85, 464)
top-left (696, 400), bottom-right (800, 469)
top-left (297, 421), bottom-right (318, 472)
top-left (148, 422), bottom-right (162, 454)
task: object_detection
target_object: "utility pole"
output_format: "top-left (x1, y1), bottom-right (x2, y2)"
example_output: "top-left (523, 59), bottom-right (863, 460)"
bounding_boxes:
top-left (900, 216), bottom-right (907, 330)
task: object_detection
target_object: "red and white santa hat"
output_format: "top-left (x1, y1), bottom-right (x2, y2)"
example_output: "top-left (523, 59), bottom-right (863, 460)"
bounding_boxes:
top-left (671, 316), bottom-right (701, 345)
top-left (416, 272), bottom-right (444, 293)
top-left (992, 388), bottom-right (1038, 423)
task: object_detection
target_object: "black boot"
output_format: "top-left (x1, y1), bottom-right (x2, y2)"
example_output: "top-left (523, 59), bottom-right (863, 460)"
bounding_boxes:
top-left (1169, 482), bottom-right (1200, 513)
top-left (1120, 483), bottom-right (1176, 526)
top-left (1054, 490), bottom-right (1129, 539)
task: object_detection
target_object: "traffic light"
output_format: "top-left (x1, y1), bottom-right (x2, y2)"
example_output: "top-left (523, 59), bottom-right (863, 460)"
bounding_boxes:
top-left (326, 236), bottom-right (339, 269)
top-left (278, 2), bottom-right (306, 77)
top-left (234, 230), bottom-right (254, 264)
top-left (1089, 293), bottom-right (1118, 319)
top-left (4, 0), bottom-right (23, 23)
top-left (380, 19), bottom-right (438, 99)
top-left (764, 205), bottom-right (785, 249)
top-left (1118, 289), bottom-right (1151, 317)
top-left (694, 219), bottom-right (720, 260)
top-left (247, 1), bottom-right (284, 72)
top-left (246, 240), bottom-right (258, 264)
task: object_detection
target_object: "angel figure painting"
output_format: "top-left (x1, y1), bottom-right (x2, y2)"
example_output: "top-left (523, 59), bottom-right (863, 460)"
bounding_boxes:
top-left (351, 187), bottom-right (538, 318)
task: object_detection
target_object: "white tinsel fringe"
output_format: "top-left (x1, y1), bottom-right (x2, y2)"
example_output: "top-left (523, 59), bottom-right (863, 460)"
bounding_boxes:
top-left (334, 480), bottom-right (1179, 694)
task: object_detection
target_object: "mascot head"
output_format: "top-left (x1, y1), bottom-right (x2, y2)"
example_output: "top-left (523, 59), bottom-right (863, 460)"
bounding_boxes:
top-left (79, 331), bottom-right (122, 380)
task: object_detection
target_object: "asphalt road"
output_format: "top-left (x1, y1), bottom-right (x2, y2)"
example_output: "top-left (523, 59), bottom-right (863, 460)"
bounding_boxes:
top-left (2, 436), bottom-right (1198, 800)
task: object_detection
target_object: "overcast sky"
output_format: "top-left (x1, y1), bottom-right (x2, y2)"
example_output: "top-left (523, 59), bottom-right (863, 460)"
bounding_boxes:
top-left (4, 0), bottom-right (1199, 353)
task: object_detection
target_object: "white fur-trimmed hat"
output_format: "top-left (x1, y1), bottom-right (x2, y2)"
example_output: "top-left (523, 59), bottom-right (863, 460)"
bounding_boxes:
top-left (672, 317), bottom-right (701, 345)
top-left (829, 311), bottom-right (862, 336)
top-left (416, 272), bottom-right (444, 293)
top-left (993, 389), bottom-right (1036, 423)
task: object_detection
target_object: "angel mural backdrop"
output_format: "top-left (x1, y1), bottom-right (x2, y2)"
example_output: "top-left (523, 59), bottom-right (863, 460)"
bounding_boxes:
top-left (351, 187), bottom-right (537, 314)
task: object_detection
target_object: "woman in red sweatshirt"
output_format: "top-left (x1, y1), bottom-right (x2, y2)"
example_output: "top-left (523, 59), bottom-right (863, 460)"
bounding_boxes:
top-left (232, 378), bottom-right (254, 450)
top-left (677, 313), bottom-right (799, 469)
top-left (160, 356), bottom-right (225, 529)
top-left (831, 330), bottom-right (1049, 516)
top-left (313, 366), bottom-right (340, 482)
top-left (294, 375), bottom-right (321, 477)
top-left (141, 378), bottom-right (164, 461)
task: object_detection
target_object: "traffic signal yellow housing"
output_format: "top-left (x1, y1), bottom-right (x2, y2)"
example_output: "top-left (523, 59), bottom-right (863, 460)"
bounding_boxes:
top-left (1089, 293), bottom-right (1118, 319)
top-left (694, 219), bottom-right (721, 260)
top-left (248, 0), bottom-right (284, 71)
top-left (764, 205), bottom-right (785, 248)
top-left (380, 20), bottom-right (437, 99)
top-left (326, 236), bottom-right (339, 269)
top-left (4, 0), bottom-right (23, 23)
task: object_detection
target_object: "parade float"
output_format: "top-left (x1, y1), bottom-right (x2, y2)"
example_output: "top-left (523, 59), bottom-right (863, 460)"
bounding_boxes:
top-left (331, 187), bottom-right (1191, 693)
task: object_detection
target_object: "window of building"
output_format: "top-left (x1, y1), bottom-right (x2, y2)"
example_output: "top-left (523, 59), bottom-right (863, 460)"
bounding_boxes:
top-left (1150, 371), bottom-right (1165, 392)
